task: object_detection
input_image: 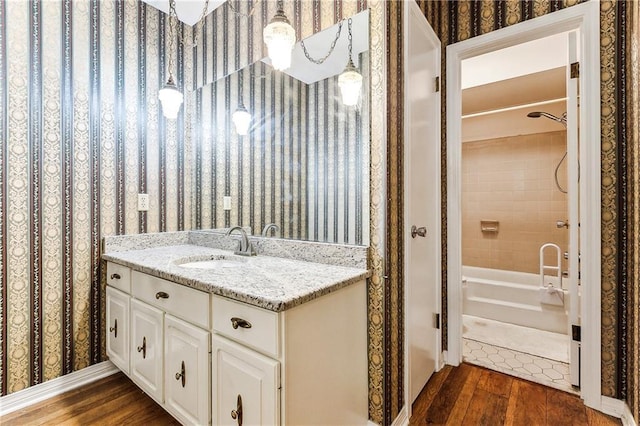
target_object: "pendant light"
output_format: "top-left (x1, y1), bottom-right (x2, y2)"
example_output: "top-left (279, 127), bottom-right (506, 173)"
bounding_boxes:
top-left (159, 0), bottom-right (183, 119)
top-left (263, 0), bottom-right (296, 71)
top-left (338, 18), bottom-right (362, 106)
top-left (233, 70), bottom-right (251, 135)
top-left (159, 0), bottom-right (210, 119)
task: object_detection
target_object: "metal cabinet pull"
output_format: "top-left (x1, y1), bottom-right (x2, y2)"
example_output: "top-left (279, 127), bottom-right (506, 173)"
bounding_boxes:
top-left (109, 319), bottom-right (118, 338)
top-left (155, 291), bottom-right (169, 300)
top-left (175, 361), bottom-right (185, 388)
top-left (137, 336), bottom-right (146, 359)
top-left (110, 273), bottom-right (121, 280)
top-left (231, 317), bottom-right (252, 330)
top-left (231, 394), bottom-right (243, 426)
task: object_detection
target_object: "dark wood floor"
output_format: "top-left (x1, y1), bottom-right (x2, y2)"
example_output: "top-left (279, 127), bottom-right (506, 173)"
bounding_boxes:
top-left (1, 372), bottom-right (179, 426)
top-left (409, 363), bottom-right (621, 425)
top-left (1, 364), bottom-right (623, 425)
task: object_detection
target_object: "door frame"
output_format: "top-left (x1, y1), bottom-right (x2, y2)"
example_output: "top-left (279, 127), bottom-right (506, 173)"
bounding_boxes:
top-left (445, 1), bottom-right (601, 409)
top-left (403, 0), bottom-right (442, 421)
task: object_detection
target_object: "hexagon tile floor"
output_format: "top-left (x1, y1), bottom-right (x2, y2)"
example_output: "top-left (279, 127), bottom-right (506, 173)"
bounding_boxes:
top-left (463, 338), bottom-right (577, 394)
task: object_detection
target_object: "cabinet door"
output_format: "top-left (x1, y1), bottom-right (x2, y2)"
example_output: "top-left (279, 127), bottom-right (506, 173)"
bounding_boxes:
top-left (212, 335), bottom-right (280, 426)
top-left (106, 286), bottom-right (130, 374)
top-left (130, 299), bottom-right (164, 403)
top-left (164, 314), bottom-right (210, 426)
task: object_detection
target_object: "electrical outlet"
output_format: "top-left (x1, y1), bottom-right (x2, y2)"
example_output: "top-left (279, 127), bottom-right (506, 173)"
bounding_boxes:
top-left (137, 194), bottom-right (149, 211)
top-left (223, 196), bottom-right (232, 211)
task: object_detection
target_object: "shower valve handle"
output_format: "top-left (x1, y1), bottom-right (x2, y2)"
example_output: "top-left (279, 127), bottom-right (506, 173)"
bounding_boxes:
top-left (556, 220), bottom-right (569, 229)
top-left (411, 225), bottom-right (427, 238)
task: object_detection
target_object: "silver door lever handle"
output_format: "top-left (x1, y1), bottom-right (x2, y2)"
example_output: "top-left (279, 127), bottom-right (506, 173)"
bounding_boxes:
top-left (411, 226), bottom-right (427, 238)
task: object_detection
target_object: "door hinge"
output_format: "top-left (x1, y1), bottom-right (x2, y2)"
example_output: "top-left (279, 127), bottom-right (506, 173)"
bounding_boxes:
top-left (434, 313), bottom-right (440, 329)
top-left (570, 62), bottom-right (580, 79)
top-left (572, 324), bottom-right (581, 342)
top-left (435, 76), bottom-right (440, 92)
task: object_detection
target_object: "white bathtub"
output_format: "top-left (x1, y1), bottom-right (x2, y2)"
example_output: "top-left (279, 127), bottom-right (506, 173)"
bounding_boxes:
top-left (462, 266), bottom-right (569, 334)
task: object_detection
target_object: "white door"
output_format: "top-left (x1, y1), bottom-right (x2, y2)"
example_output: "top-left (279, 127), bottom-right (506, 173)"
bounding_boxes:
top-left (106, 286), bottom-right (130, 374)
top-left (130, 299), bottom-right (164, 402)
top-left (404, 0), bottom-right (442, 405)
top-left (211, 335), bottom-right (279, 426)
top-left (164, 315), bottom-right (210, 426)
top-left (566, 31), bottom-right (581, 388)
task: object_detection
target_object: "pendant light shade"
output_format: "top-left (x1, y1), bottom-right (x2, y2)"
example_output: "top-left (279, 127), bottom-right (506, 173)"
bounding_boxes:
top-left (159, 75), bottom-right (184, 119)
top-left (338, 18), bottom-right (362, 106)
top-left (338, 58), bottom-right (362, 106)
top-left (263, 4), bottom-right (296, 71)
top-left (233, 104), bottom-right (251, 136)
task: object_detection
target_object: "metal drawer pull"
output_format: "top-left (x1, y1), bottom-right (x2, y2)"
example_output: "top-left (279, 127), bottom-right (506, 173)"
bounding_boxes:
top-left (137, 336), bottom-right (146, 359)
top-left (110, 273), bottom-right (121, 280)
top-left (155, 291), bottom-right (169, 299)
top-left (175, 360), bottom-right (185, 387)
top-left (231, 317), bottom-right (252, 330)
top-left (231, 394), bottom-right (243, 426)
top-left (109, 319), bottom-right (118, 338)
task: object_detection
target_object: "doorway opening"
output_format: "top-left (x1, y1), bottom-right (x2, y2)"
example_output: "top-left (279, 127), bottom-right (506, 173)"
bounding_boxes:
top-left (459, 32), bottom-right (575, 393)
top-left (446, 1), bottom-right (602, 409)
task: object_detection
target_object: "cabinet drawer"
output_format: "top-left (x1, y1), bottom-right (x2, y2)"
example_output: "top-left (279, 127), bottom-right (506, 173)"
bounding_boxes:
top-left (212, 296), bottom-right (279, 358)
top-left (132, 271), bottom-right (210, 329)
top-left (107, 262), bottom-right (131, 293)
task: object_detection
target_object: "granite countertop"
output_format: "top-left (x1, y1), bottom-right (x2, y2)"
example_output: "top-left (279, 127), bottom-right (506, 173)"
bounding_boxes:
top-left (103, 244), bottom-right (370, 312)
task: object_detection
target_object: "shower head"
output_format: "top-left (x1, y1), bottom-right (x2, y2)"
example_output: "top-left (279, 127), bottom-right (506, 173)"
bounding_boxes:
top-left (526, 111), bottom-right (567, 125)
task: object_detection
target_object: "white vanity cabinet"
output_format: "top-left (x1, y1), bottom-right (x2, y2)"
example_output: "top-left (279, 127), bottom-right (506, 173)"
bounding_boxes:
top-left (106, 286), bottom-right (130, 374)
top-left (165, 314), bottom-right (211, 426)
top-left (130, 298), bottom-right (164, 403)
top-left (105, 263), bottom-right (212, 425)
top-left (212, 335), bottom-right (280, 425)
top-left (105, 259), bottom-right (368, 426)
top-left (211, 280), bottom-right (368, 425)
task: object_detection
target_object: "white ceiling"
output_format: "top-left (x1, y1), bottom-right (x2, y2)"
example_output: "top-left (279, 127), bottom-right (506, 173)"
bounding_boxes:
top-left (462, 32), bottom-right (569, 89)
top-left (462, 32), bottom-right (571, 142)
top-left (141, 0), bottom-right (225, 26)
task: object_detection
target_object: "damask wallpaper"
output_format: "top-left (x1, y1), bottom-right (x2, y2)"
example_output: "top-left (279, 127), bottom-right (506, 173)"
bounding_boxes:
top-left (0, 0), bottom-right (193, 395)
top-left (0, 0), bottom-right (389, 422)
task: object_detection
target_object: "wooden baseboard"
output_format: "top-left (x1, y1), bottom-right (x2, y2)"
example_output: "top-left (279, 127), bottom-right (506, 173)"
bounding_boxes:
top-left (0, 361), bottom-right (118, 416)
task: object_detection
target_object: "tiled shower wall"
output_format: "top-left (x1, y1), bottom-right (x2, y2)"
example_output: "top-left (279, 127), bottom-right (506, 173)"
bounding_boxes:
top-left (462, 131), bottom-right (568, 274)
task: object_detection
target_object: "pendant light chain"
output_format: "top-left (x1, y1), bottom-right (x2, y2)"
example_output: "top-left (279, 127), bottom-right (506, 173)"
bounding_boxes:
top-left (168, 0), bottom-right (177, 78)
top-left (348, 18), bottom-right (353, 61)
top-left (301, 21), bottom-right (343, 65)
top-left (169, 0), bottom-right (210, 48)
top-left (228, 0), bottom-right (261, 18)
top-left (192, 0), bottom-right (210, 47)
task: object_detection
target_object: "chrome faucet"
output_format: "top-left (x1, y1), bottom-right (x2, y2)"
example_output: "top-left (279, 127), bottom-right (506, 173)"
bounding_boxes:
top-left (261, 223), bottom-right (280, 237)
top-left (226, 226), bottom-right (256, 256)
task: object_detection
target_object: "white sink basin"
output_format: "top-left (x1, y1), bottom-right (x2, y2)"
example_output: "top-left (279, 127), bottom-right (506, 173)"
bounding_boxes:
top-left (175, 255), bottom-right (248, 269)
